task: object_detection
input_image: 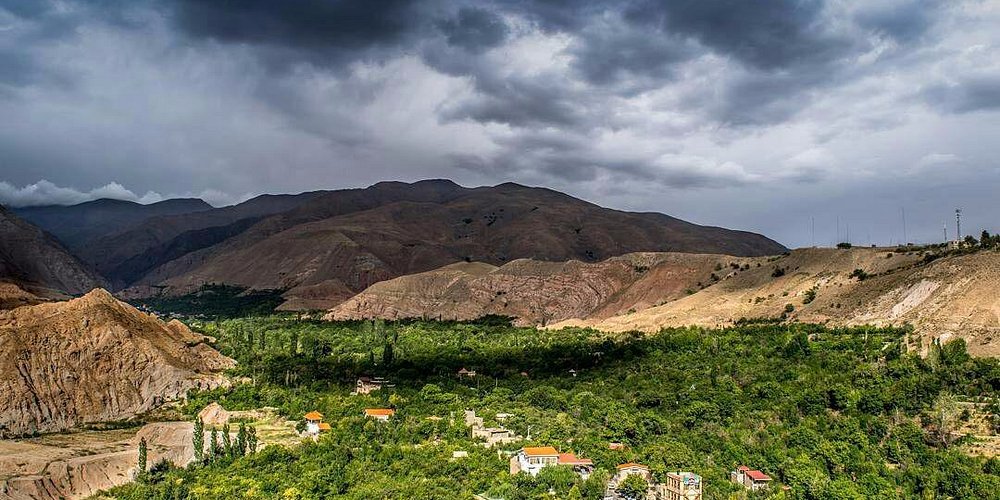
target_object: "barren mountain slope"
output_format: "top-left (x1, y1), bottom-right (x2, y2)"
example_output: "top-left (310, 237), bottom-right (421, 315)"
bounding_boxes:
top-left (0, 289), bottom-right (233, 436)
top-left (13, 198), bottom-right (211, 252)
top-left (78, 192), bottom-right (330, 283)
top-left (0, 206), bottom-right (103, 297)
top-left (555, 248), bottom-right (1000, 355)
top-left (133, 181), bottom-right (785, 309)
top-left (328, 253), bottom-right (763, 325)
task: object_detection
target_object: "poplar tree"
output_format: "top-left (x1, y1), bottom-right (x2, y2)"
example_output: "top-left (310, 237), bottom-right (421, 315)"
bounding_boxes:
top-left (210, 427), bottom-right (220, 460)
top-left (137, 437), bottom-right (148, 479)
top-left (192, 417), bottom-right (204, 463)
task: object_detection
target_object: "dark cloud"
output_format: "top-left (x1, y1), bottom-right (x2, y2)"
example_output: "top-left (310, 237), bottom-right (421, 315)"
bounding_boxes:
top-left (169, 0), bottom-right (428, 68)
top-left (628, 0), bottom-right (854, 71)
top-left (922, 75), bottom-right (1000, 114)
top-left (438, 73), bottom-right (584, 127)
top-left (438, 7), bottom-right (509, 53)
top-left (567, 15), bottom-right (695, 88)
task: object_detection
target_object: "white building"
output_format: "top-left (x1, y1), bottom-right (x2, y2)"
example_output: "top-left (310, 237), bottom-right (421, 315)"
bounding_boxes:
top-left (304, 411), bottom-right (324, 435)
top-left (731, 466), bottom-right (771, 491)
top-left (509, 447), bottom-right (593, 478)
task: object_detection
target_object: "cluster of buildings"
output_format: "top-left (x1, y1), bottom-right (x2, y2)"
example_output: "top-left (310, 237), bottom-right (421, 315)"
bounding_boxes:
top-left (303, 407), bottom-right (396, 437)
top-left (310, 376), bottom-right (776, 497)
top-left (464, 410), bottom-right (520, 448)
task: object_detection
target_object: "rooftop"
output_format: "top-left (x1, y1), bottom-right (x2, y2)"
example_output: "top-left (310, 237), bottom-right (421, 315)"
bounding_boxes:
top-left (617, 463), bottom-right (649, 470)
top-left (365, 408), bottom-right (395, 417)
top-left (746, 470), bottom-right (771, 481)
top-left (522, 446), bottom-right (559, 457)
top-left (304, 411), bottom-right (324, 420)
top-left (558, 453), bottom-right (593, 465)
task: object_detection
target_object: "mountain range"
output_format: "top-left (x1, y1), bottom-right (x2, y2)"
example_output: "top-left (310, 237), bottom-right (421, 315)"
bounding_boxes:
top-left (4, 180), bottom-right (786, 310)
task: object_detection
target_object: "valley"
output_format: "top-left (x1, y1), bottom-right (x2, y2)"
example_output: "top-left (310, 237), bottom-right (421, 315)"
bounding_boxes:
top-left (0, 182), bottom-right (997, 500)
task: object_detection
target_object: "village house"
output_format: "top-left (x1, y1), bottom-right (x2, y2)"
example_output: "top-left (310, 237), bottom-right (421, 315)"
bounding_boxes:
top-left (615, 463), bottom-right (653, 483)
top-left (364, 408), bottom-right (395, 421)
top-left (472, 426), bottom-right (519, 447)
top-left (607, 464), bottom-right (702, 500)
top-left (353, 376), bottom-right (389, 395)
top-left (557, 452), bottom-right (595, 479)
top-left (660, 472), bottom-right (702, 500)
top-left (457, 367), bottom-right (477, 378)
top-left (509, 447), bottom-right (592, 478)
top-left (731, 466), bottom-right (771, 491)
top-left (606, 463), bottom-right (653, 499)
top-left (465, 410), bottom-right (521, 447)
top-left (303, 411), bottom-right (325, 435)
top-left (464, 410), bottom-right (484, 427)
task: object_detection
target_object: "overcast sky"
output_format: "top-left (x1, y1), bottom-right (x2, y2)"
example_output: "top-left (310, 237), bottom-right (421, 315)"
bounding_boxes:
top-left (1, 0), bottom-right (998, 248)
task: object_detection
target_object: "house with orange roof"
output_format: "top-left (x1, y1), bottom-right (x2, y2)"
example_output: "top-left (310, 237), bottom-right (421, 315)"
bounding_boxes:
top-left (509, 446), bottom-right (592, 478)
top-left (364, 408), bottom-right (395, 421)
top-left (558, 452), bottom-right (594, 479)
top-left (304, 411), bottom-right (325, 435)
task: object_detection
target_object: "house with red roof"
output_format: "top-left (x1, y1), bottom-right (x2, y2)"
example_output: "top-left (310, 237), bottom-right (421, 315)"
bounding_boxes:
top-left (731, 465), bottom-right (772, 491)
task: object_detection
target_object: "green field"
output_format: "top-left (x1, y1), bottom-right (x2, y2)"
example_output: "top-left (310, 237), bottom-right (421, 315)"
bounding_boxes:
top-left (105, 317), bottom-right (1000, 499)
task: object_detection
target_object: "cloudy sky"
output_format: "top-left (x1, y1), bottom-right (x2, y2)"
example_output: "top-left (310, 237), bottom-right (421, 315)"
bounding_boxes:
top-left (1, 0), bottom-right (998, 247)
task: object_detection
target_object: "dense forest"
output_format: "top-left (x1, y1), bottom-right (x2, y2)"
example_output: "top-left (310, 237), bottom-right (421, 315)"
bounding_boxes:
top-left (104, 317), bottom-right (1000, 499)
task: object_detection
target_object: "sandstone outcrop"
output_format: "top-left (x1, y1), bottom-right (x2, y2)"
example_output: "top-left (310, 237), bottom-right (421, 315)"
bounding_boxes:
top-left (0, 289), bottom-right (234, 437)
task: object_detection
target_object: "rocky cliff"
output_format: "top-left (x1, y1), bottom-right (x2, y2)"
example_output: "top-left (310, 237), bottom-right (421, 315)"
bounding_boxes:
top-left (0, 289), bottom-right (234, 437)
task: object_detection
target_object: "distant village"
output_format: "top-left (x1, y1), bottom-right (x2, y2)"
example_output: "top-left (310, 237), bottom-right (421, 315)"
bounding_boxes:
top-left (293, 369), bottom-right (780, 499)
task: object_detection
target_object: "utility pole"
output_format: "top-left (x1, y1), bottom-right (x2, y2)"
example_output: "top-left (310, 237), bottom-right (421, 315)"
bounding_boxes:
top-left (943, 223), bottom-right (948, 243)
top-left (956, 208), bottom-right (962, 241)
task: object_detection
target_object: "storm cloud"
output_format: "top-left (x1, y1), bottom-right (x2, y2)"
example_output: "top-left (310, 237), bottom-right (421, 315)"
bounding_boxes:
top-left (0, 0), bottom-right (998, 247)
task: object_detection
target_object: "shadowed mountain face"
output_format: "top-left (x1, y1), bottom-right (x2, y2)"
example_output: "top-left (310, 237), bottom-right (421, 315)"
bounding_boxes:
top-left (119, 180), bottom-right (786, 308)
top-left (0, 205), bottom-right (103, 297)
top-left (14, 198), bottom-right (212, 251)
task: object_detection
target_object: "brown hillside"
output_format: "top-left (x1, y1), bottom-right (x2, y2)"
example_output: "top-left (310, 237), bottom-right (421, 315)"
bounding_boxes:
top-left (0, 206), bottom-right (103, 297)
top-left (554, 248), bottom-right (1000, 356)
top-left (0, 289), bottom-right (233, 437)
top-left (0, 282), bottom-right (44, 310)
top-left (130, 181), bottom-right (785, 309)
top-left (328, 253), bottom-right (763, 325)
